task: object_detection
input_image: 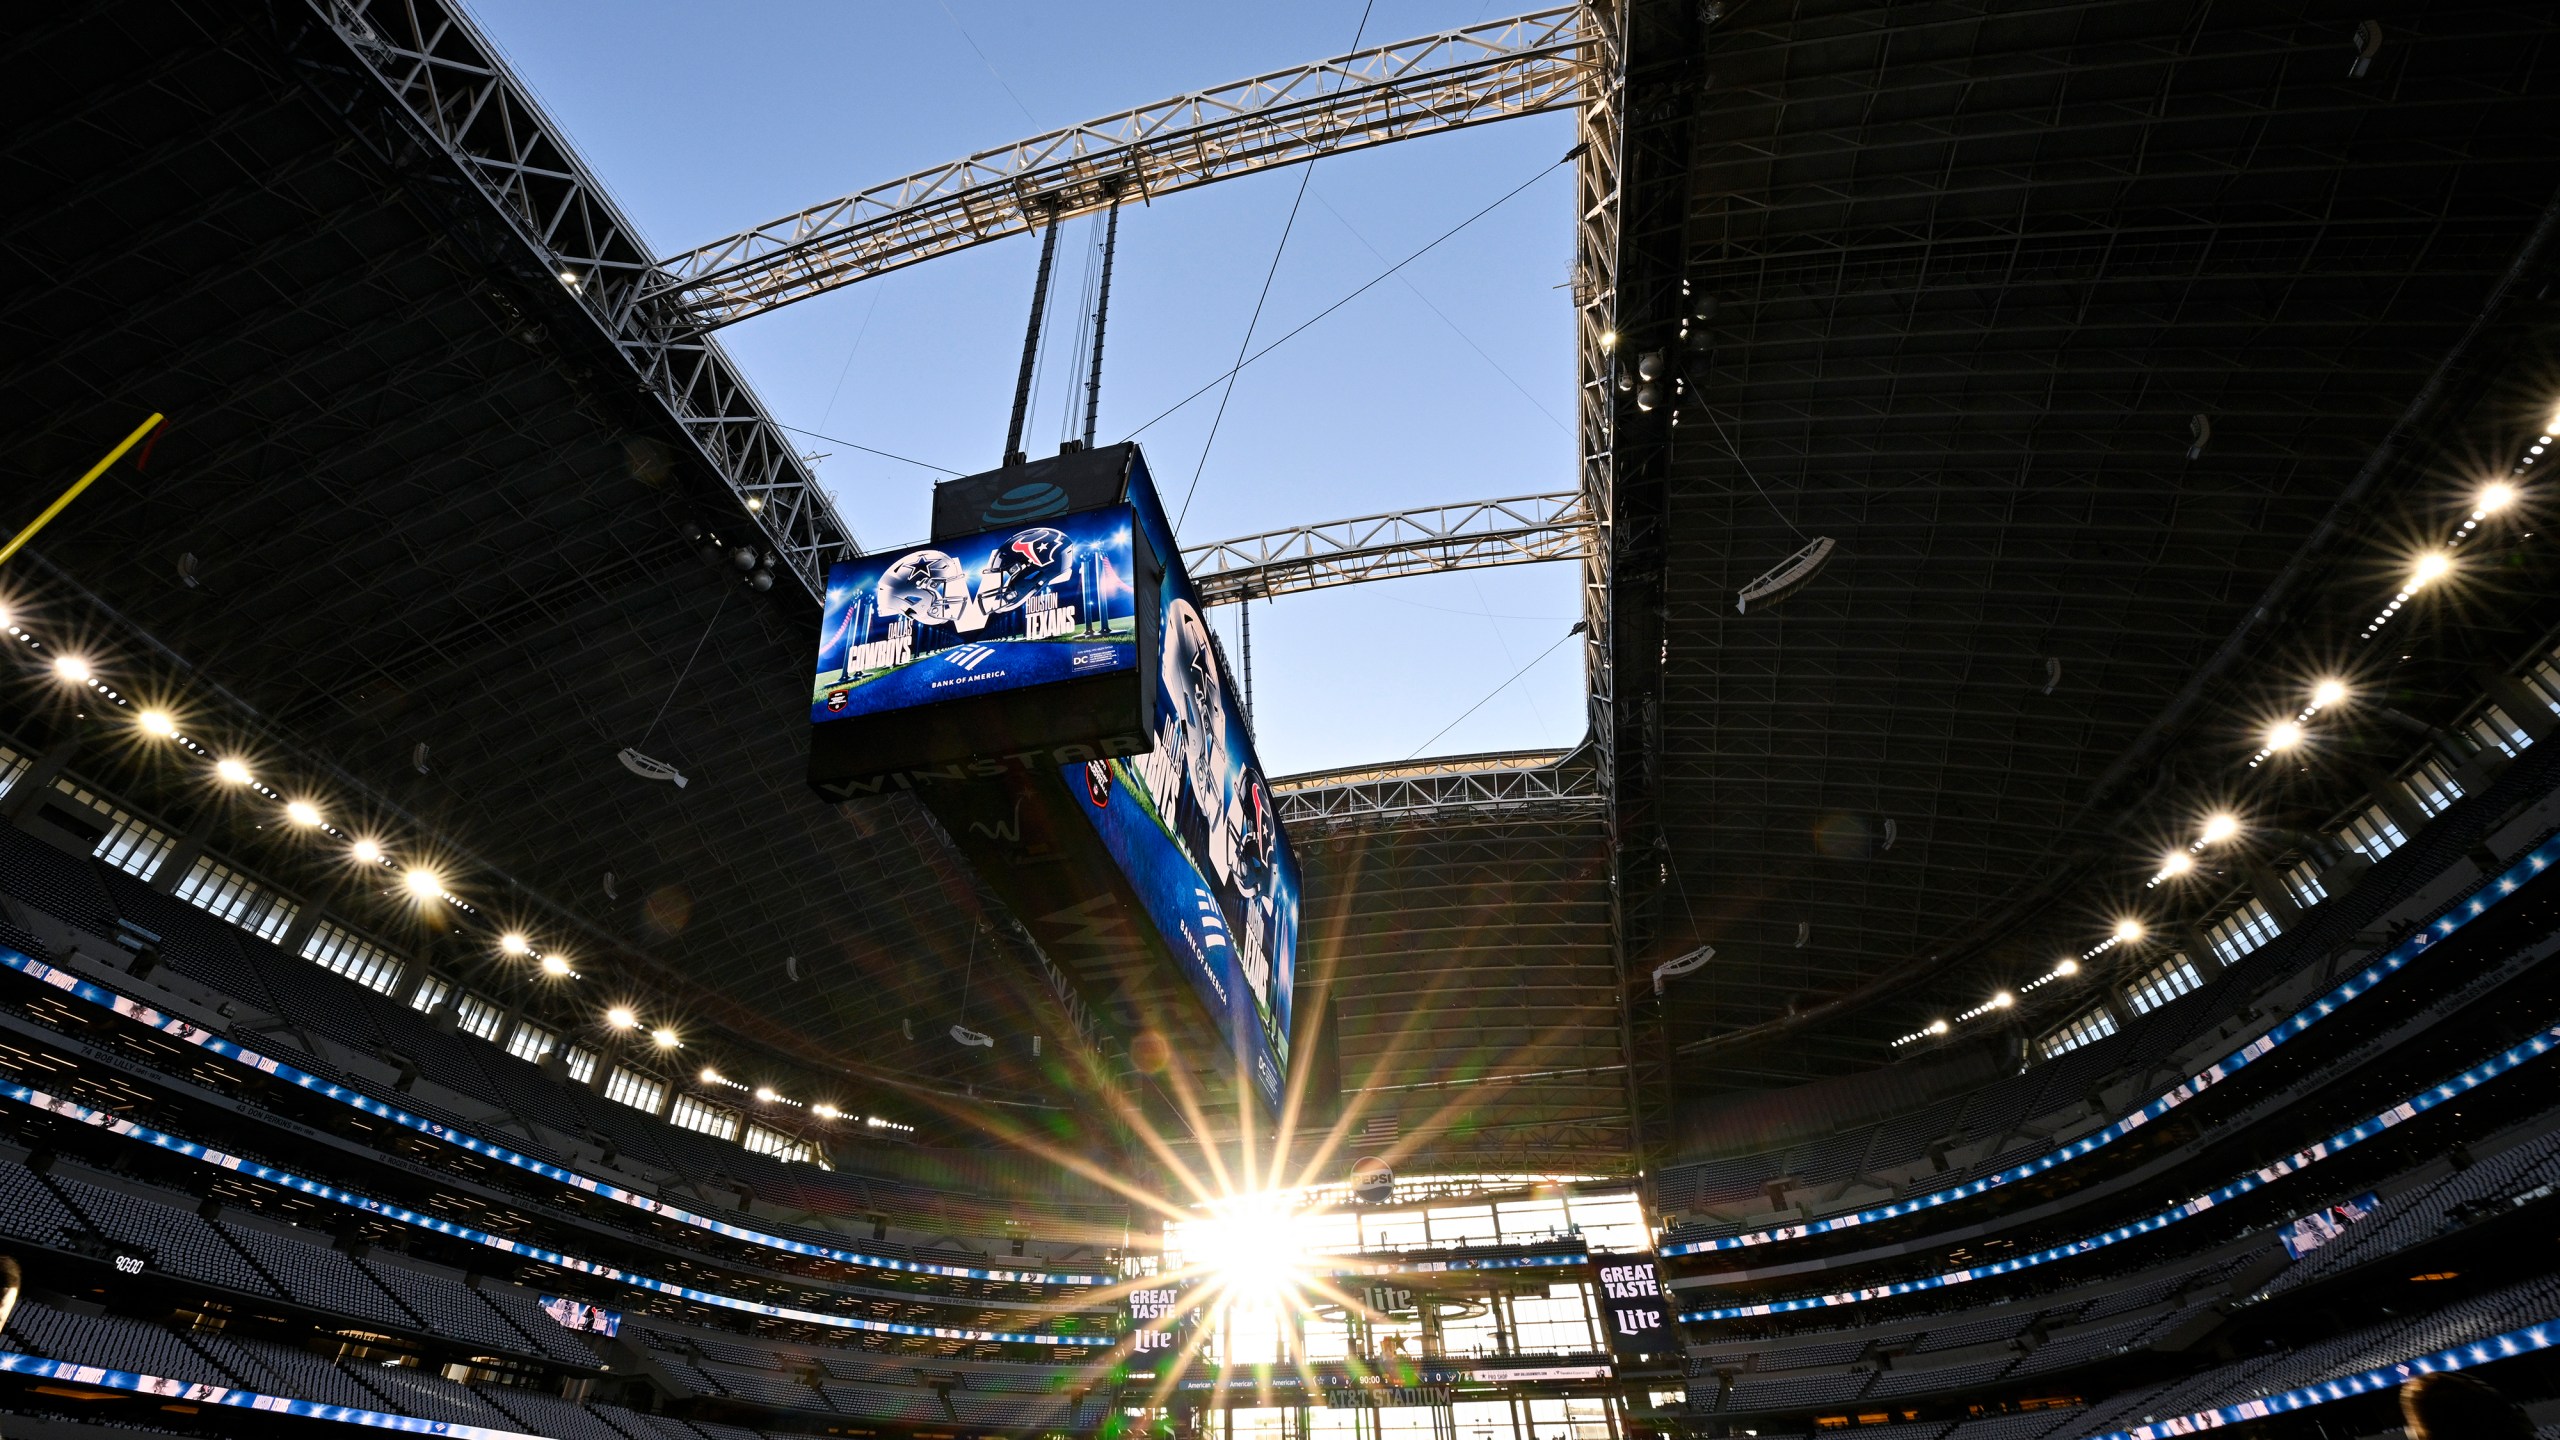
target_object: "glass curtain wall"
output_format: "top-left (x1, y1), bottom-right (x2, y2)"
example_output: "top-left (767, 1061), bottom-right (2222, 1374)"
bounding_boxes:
top-left (1150, 1182), bottom-right (1638, 1440)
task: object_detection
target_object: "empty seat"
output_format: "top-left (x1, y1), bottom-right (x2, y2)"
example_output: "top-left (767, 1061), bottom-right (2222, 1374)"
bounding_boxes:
top-left (216, 1219), bottom-right (413, 1330)
top-left (361, 1257), bottom-right (536, 1357)
top-left (189, 1332), bottom-right (383, 1411)
top-left (476, 1282), bottom-right (604, 1366)
top-left (95, 866), bottom-right (282, 1016)
top-left (0, 821), bottom-right (117, 935)
top-left (473, 1382), bottom-right (639, 1440)
top-left (2, 1299), bottom-right (238, 1390)
top-left (0, 1157), bottom-right (81, 1249)
top-left (42, 1172), bottom-right (277, 1298)
top-left (349, 1359), bottom-right (522, 1428)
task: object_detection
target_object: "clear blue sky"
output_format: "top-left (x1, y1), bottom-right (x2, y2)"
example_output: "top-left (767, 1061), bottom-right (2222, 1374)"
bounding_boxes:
top-left (470, 0), bottom-right (1587, 775)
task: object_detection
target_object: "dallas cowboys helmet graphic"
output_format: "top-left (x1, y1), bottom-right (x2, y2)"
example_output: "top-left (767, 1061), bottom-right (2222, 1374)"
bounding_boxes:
top-left (978, 526), bottom-right (1072, 615)
top-left (875, 548), bottom-right (970, 625)
top-left (1161, 599), bottom-right (1227, 808)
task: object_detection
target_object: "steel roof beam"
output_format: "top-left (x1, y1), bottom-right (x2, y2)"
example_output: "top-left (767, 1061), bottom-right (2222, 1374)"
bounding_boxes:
top-left (652, 9), bottom-right (1590, 330)
top-left (1274, 745), bottom-right (1601, 830)
top-left (1182, 491), bottom-right (1590, 606)
top-left (306, 0), bottom-right (862, 598)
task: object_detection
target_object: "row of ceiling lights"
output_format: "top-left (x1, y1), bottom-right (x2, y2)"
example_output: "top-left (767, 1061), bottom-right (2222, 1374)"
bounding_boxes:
top-left (6, 608), bottom-right (868, 1123)
top-left (1894, 453), bottom-right (2540, 1048)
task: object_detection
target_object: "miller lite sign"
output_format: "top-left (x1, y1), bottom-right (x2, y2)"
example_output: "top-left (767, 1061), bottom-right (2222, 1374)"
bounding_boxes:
top-left (1363, 1284), bottom-right (1414, 1317)
top-left (1596, 1257), bottom-right (1672, 1360)
top-left (1129, 1286), bottom-right (1186, 1357)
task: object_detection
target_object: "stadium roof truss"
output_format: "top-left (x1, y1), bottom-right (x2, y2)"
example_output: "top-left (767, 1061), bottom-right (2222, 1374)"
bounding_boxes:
top-left (0, 0), bottom-right (1641, 1166)
top-left (1273, 747), bottom-right (1603, 834)
top-left (1184, 492), bottom-right (1591, 606)
top-left (311, 0), bottom-right (857, 596)
top-left (1593, 0), bottom-right (2560, 1136)
top-left (652, 9), bottom-right (1593, 329)
top-left (48, 0), bottom-right (2555, 1191)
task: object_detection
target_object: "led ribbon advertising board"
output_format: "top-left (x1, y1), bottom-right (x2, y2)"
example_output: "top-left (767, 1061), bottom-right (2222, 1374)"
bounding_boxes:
top-left (811, 505), bottom-right (1138, 723)
top-left (1066, 457), bottom-right (1299, 1114)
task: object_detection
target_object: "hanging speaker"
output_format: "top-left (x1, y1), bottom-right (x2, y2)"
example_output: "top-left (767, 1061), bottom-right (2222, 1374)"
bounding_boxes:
top-left (1737, 537), bottom-right (1836, 613)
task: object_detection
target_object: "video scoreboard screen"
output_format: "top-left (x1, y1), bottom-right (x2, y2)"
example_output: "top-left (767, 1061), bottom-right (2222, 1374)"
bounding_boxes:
top-left (1068, 462), bottom-right (1297, 1113)
top-left (806, 444), bottom-right (1297, 1116)
top-left (811, 506), bottom-right (1138, 724)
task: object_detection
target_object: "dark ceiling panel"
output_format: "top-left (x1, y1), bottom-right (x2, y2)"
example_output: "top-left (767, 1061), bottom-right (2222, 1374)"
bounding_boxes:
top-left (0, 3), bottom-right (1068, 1135)
top-left (1621, 0), bottom-right (2560, 1094)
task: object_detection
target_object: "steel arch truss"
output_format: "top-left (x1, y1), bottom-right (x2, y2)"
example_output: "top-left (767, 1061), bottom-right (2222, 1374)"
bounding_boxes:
top-left (1184, 492), bottom-right (1590, 606)
top-left (306, 0), bottom-right (860, 597)
top-left (652, 9), bottom-right (1591, 329)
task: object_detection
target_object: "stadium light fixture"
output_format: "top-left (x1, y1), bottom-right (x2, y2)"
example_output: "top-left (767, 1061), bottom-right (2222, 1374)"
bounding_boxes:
top-left (812, 1104), bottom-right (841, 1120)
top-left (2200, 813), bottom-right (2239, 844)
top-left (402, 868), bottom-right (442, 900)
top-left (2160, 851), bottom-right (2193, 877)
top-left (754, 1087), bottom-right (779, 1103)
top-left (540, 954), bottom-right (574, 978)
top-left (137, 709), bottom-right (176, 738)
top-left (350, 838), bottom-right (384, 865)
top-left (605, 1006), bottom-right (638, 1031)
top-left (2478, 482), bottom-right (2516, 515)
top-left (51, 655), bottom-right (90, 683)
top-left (2056, 958), bottom-right (2079, 976)
top-left (2267, 720), bottom-right (2304, 751)
top-left (1928, 1019), bottom-right (1949, 1035)
top-left (1989, 991), bottom-right (2014, 1010)
top-left (499, 933), bottom-right (531, 956)
top-left (2114, 919), bottom-right (2146, 942)
top-left (285, 800), bottom-right (322, 827)
top-left (651, 1026), bottom-right (681, 1049)
top-left (2410, 552), bottom-right (2451, 589)
top-left (214, 758), bottom-right (252, 785)
top-left (699, 1067), bottom-right (723, 1085)
top-left (2312, 679), bottom-right (2347, 708)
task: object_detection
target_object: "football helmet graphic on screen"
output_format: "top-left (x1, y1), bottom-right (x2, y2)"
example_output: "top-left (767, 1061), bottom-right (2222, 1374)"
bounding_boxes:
top-left (978, 526), bottom-right (1072, 614)
top-left (1232, 768), bottom-right (1277, 900)
top-left (875, 549), bottom-right (970, 625)
top-left (1161, 600), bottom-right (1228, 813)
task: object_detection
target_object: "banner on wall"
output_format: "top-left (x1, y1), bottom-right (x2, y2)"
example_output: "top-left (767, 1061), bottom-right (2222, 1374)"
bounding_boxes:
top-left (1128, 1285), bottom-right (1190, 1357)
top-left (1595, 1256), bottom-right (1672, 1360)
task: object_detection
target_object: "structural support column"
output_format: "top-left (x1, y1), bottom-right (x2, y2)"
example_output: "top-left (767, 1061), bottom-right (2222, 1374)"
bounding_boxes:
top-left (2243, 860), bottom-right (2303, 927)
top-left (1590, 0), bottom-right (1706, 1193)
top-left (0, 738), bottom-right (81, 823)
top-left (1004, 198), bottom-right (1064, 468)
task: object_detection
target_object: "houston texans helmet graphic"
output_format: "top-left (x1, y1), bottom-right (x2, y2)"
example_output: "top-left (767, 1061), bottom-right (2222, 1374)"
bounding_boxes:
top-left (875, 548), bottom-right (970, 625)
top-left (978, 526), bottom-right (1072, 614)
top-left (1232, 767), bottom-right (1277, 899)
